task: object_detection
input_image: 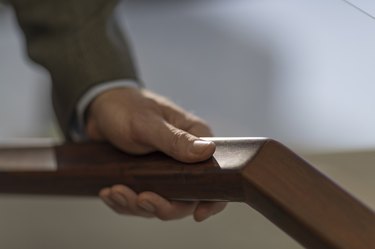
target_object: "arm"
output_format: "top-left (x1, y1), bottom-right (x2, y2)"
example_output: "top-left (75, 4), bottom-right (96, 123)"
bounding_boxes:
top-left (9, 0), bottom-right (226, 221)
top-left (9, 0), bottom-right (139, 137)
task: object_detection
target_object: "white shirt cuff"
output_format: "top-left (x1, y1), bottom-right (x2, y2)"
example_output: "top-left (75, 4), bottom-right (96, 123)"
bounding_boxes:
top-left (71, 79), bottom-right (140, 141)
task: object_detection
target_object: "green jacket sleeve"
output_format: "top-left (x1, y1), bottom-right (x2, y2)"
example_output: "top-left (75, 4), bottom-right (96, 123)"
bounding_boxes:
top-left (9, 0), bottom-right (140, 138)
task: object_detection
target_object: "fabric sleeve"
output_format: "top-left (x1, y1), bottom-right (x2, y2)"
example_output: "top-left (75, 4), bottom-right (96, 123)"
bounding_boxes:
top-left (9, 0), bottom-right (142, 139)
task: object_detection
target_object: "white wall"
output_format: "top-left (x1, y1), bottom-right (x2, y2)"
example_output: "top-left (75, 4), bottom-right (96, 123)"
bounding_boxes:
top-left (1, 0), bottom-right (375, 151)
top-left (118, 0), bottom-right (375, 153)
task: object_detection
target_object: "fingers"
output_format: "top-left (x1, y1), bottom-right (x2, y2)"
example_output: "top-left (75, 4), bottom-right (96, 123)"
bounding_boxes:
top-left (90, 88), bottom-right (225, 221)
top-left (138, 192), bottom-right (198, 221)
top-left (99, 185), bottom-right (153, 218)
top-left (140, 90), bottom-right (215, 161)
top-left (143, 120), bottom-right (215, 163)
top-left (193, 202), bottom-right (228, 222)
top-left (87, 87), bottom-right (216, 162)
top-left (186, 118), bottom-right (214, 137)
top-left (100, 186), bottom-right (199, 221)
top-left (100, 185), bottom-right (228, 222)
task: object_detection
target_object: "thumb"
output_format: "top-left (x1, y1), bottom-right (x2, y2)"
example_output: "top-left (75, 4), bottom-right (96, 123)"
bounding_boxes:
top-left (148, 120), bottom-right (215, 163)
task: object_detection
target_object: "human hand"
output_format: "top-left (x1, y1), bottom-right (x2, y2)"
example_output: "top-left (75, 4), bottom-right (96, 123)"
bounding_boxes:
top-left (85, 87), bottom-right (227, 221)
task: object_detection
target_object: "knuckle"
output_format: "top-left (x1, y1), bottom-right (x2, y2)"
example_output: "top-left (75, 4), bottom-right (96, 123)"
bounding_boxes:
top-left (111, 185), bottom-right (126, 193)
top-left (99, 188), bottom-right (110, 198)
top-left (155, 205), bottom-right (177, 221)
top-left (193, 117), bottom-right (209, 127)
top-left (170, 130), bottom-right (186, 157)
top-left (194, 122), bottom-right (213, 136)
top-left (157, 212), bottom-right (174, 221)
top-left (185, 115), bottom-right (213, 137)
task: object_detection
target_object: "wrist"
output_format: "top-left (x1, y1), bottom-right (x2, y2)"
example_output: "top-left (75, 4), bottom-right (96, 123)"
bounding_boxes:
top-left (73, 80), bottom-right (141, 140)
top-left (85, 87), bottom-right (141, 140)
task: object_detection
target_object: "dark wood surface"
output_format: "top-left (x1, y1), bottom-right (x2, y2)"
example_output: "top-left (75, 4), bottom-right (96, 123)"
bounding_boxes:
top-left (0, 138), bottom-right (374, 249)
top-left (241, 139), bottom-right (375, 249)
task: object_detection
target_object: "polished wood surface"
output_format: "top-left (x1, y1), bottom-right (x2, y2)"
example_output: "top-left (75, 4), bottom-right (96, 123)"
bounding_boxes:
top-left (0, 138), bottom-right (374, 249)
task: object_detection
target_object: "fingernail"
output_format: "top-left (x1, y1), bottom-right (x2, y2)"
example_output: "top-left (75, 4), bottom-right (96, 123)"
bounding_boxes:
top-left (190, 140), bottom-right (213, 155)
top-left (139, 201), bottom-right (156, 213)
top-left (113, 193), bottom-right (128, 207)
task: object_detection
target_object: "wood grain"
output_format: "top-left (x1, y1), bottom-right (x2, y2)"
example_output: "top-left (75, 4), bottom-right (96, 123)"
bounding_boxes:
top-left (241, 139), bottom-right (375, 249)
top-left (0, 137), bottom-right (374, 249)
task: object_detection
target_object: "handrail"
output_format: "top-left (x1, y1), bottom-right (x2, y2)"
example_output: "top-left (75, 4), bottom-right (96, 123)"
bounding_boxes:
top-left (0, 137), bottom-right (374, 249)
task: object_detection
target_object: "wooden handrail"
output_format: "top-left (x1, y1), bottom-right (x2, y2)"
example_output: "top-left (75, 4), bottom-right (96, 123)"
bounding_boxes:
top-left (0, 137), bottom-right (374, 249)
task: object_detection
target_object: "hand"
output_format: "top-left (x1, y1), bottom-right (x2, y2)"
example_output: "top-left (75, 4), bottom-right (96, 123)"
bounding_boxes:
top-left (85, 87), bottom-right (227, 221)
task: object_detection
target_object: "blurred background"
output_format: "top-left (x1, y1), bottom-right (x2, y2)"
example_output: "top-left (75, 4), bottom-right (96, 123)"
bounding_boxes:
top-left (0, 0), bottom-right (374, 248)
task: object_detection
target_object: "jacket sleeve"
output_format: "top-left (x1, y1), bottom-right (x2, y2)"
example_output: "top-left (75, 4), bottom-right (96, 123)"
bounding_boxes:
top-left (9, 0), bottom-right (141, 138)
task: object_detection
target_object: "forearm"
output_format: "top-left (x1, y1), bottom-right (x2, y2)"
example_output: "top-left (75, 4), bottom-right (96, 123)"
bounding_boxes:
top-left (9, 0), bottom-right (141, 138)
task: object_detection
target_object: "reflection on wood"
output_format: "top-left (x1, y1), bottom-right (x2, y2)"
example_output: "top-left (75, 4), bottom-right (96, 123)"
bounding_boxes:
top-left (0, 138), bottom-right (374, 249)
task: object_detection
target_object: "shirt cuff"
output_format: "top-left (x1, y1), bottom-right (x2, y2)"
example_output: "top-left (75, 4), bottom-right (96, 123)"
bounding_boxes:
top-left (70, 79), bottom-right (140, 141)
